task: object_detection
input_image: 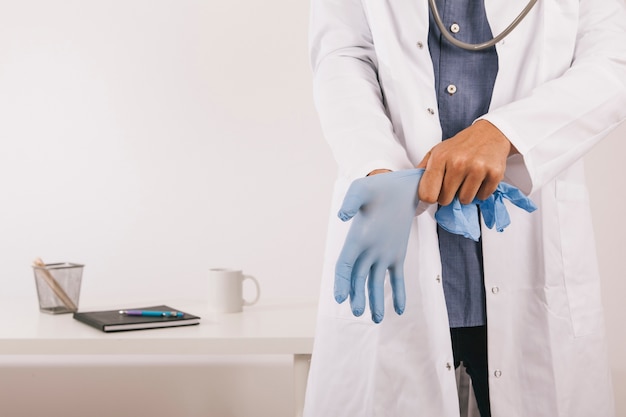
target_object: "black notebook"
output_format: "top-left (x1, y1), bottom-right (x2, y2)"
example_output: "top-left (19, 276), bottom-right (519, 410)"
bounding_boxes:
top-left (73, 305), bottom-right (201, 332)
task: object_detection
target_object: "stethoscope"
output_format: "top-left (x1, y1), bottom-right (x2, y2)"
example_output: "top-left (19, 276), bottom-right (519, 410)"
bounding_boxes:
top-left (428, 0), bottom-right (538, 51)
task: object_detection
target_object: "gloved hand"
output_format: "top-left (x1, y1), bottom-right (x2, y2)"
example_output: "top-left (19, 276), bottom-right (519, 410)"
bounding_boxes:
top-left (336, 170), bottom-right (537, 323)
top-left (435, 182), bottom-right (537, 241)
top-left (335, 169), bottom-right (424, 323)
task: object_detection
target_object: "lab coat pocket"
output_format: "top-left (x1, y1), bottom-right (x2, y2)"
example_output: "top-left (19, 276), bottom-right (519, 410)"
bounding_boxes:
top-left (555, 180), bottom-right (604, 338)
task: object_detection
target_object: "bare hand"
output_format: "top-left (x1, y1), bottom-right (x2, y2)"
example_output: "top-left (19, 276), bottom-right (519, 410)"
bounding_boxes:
top-left (417, 120), bottom-right (514, 205)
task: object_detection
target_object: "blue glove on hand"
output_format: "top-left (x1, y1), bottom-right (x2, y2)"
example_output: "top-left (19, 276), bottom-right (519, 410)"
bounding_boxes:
top-left (335, 169), bottom-right (424, 323)
top-left (336, 169), bottom-right (537, 323)
top-left (435, 182), bottom-right (537, 241)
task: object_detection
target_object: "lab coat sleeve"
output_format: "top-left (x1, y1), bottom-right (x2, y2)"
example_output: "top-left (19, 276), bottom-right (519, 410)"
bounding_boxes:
top-left (309, 0), bottom-right (415, 180)
top-left (481, 0), bottom-right (626, 195)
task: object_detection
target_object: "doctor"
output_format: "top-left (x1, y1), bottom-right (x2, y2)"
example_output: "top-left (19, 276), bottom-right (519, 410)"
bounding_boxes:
top-left (304, 0), bottom-right (626, 416)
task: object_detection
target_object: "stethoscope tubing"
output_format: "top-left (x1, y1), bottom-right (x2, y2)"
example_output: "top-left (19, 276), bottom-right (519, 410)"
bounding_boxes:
top-left (428, 0), bottom-right (539, 51)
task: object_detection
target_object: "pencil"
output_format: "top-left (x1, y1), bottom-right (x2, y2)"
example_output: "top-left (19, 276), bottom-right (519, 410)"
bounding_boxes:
top-left (33, 258), bottom-right (78, 311)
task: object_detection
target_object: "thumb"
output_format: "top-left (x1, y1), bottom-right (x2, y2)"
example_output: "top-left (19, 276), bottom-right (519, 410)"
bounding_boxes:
top-left (337, 179), bottom-right (369, 221)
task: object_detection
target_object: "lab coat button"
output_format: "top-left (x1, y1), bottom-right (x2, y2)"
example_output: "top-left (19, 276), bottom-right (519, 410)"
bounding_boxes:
top-left (416, 41), bottom-right (424, 49)
top-left (494, 370), bottom-right (502, 378)
top-left (436, 274), bottom-right (441, 283)
top-left (491, 286), bottom-right (500, 294)
top-left (446, 84), bottom-right (457, 95)
top-left (446, 362), bottom-right (452, 371)
top-left (427, 108), bottom-right (435, 115)
top-left (450, 23), bottom-right (460, 34)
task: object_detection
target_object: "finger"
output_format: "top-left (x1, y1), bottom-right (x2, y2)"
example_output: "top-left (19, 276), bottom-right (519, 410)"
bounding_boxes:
top-left (367, 263), bottom-right (387, 323)
top-left (458, 202), bottom-right (481, 241)
top-left (457, 171), bottom-right (485, 205)
top-left (477, 195), bottom-right (496, 228)
top-left (438, 169), bottom-right (465, 206)
top-left (337, 180), bottom-right (368, 222)
top-left (418, 157), bottom-right (445, 204)
top-left (436, 199), bottom-right (480, 241)
top-left (498, 183), bottom-right (538, 212)
top-left (475, 175), bottom-right (501, 202)
top-left (349, 256), bottom-right (372, 317)
top-left (492, 194), bottom-right (511, 232)
top-left (388, 264), bottom-right (406, 315)
top-left (334, 242), bottom-right (362, 304)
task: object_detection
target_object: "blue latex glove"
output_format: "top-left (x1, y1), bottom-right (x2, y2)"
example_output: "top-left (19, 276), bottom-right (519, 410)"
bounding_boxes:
top-left (435, 182), bottom-right (537, 241)
top-left (435, 198), bottom-right (481, 241)
top-left (337, 170), bottom-right (537, 323)
top-left (335, 169), bottom-right (424, 323)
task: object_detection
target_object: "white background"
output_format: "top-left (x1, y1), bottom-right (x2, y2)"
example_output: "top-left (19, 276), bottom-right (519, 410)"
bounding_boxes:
top-left (0, 1), bottom-right (624, 416)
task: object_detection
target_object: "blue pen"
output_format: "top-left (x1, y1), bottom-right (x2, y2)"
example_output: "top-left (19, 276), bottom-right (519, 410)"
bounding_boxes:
top-left (119, 310), bottom-right (184, 318)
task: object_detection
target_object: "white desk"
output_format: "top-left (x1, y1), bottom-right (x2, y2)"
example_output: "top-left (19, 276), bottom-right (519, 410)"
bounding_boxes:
top-left (0, 298), bottom-right (317, 417)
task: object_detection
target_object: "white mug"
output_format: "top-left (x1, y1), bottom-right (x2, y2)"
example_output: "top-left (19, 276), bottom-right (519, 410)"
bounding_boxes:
top-left (207, 268), bottom-right (260, 313)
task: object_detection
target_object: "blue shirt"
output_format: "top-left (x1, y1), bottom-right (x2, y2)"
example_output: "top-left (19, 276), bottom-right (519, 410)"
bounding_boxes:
top-left (428, 0), bottom-right (498, 328)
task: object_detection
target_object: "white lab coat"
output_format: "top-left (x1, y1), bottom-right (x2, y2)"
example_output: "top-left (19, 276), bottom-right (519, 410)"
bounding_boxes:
top-left (304, 0), bottom-right (626, 416)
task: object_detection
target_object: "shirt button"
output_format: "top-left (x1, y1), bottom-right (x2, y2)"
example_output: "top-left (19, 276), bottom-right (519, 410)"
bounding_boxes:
top-left (450, 23), bottom-right (460, 34)
top-left (491, 286), bottom-right (500, 294)
top-left (446, 84), bottom-right (457, 95)
top-left (416, 41), bottom-right (424, 49)
top-left (427, 108), bottom-right (435, 115)
top-left (494, 370), bottom-right (502, 378)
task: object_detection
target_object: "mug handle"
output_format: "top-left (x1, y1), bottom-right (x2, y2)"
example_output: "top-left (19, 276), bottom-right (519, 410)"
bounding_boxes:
top-left (242, 274), bottom-right (261, 306)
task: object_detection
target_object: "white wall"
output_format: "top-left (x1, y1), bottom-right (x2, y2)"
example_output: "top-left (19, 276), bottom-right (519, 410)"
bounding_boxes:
top-left (0, 1), bottom-right (624, 416)
top-left (0, 0), bottom-right (334, 305)
top-left (0, 2), bottom-right (330, 416)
